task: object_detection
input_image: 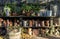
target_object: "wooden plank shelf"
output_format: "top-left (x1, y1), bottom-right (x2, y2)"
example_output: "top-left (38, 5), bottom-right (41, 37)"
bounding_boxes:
top-left (0, 16), bottom-right (55, 20)
top-left (23, 26), bottom-right (50, 29)
top-left (22, 25), bottom-right (60, 29)
top-left (0, 16), bottom-right (55, 18)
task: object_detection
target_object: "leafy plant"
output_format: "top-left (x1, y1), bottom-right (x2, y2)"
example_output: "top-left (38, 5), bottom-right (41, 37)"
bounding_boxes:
top-left (31, 5), bottom-right (41, 13)
top-left (3, 4), bottom-right (11, 16)
top-left (16, 7), bottom-right (21, 13)
top-left (6, 1), bottom-right (17, 13)
top-left (21, 4), bottom-right (32, 12)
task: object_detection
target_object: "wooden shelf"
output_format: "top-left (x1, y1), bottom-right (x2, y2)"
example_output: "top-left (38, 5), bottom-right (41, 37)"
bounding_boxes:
top-left (22, 25), bottom-right (60, 29)
top-left (0, 15), bottom-right (60, 18)
top-left (0, 16), bottom-right (55, 20)
top-left (23, 26), bottom-right (50, 29)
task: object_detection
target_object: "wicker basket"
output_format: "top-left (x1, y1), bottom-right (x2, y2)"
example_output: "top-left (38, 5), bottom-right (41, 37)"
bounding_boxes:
top-left (9, 31), bottom-right (21, 39)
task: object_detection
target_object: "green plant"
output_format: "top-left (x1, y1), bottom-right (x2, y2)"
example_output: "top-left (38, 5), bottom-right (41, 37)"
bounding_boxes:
top-left (3, 12), bottom-right (6, 16)
top-left (16, 7), bottom-right (21, 13)
top-left (3, 4), bottom-right (11, 16)
top-left (20, 3), bottom-right (43, 15)
top-left (21, 4), bottom-right (32, 12)
top-left (7, 1), bottom-right (18, 13)
top-left (31, 5), bottom-right (41, 13)
top-left (12, 2), bottom-right (17, 13)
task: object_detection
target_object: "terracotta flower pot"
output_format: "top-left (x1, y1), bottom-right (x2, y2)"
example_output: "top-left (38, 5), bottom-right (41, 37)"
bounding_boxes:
top-left (26, 12), bottom-right (31, 16)
top-left (12, 13), bottom-right (17, 16)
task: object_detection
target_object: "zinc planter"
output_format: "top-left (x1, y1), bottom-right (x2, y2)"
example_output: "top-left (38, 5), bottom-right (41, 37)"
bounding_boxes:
top-left (46, 10), bottom-right (52, 17)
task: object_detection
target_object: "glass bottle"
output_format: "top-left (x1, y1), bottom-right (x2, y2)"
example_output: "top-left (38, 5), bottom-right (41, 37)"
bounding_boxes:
top-left (28, 28), bottom-right (32, 35)
top-left (41, 29), bottom-right (45, 37)
top-left (0, 20), bottom-right (2, 27)
top-left (34, 20), bottom-right (38, 27)
top-left (23, 20), bottom-right (28, 27)
top-left (17, 20), bottom-right (20, 27)
top-left (3, 20), bottom-right (7, 27)
top-left (6, 19), bottom-right (10, 33)
top-left (29, 20), bottom-right (33, 27)
top-left (53, 5), bottom-right (57, 16)
top-left (45, 20), bottom-right (49, 27)
top-left (41, 21), bottom-right (45, 27)
top-left (38, 21), bottom-right (41, 27)
top-left (14, 22), bottom-right (18, 29)
top-left (9, 21), bottom-right (13, 32)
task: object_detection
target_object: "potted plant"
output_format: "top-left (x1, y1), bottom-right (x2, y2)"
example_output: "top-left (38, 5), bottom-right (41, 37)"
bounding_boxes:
top-left (9, 1), bottom-right (18, 16)
top-left (32, 5), bottom-right (41, 16)
top-left (12, 6), bottom-right (20, 16)
top-left (4, 5), bottom-right (11, 16)
top-left (16, 7), bottom-right (21, 16)
top-left (20, 4), bottom-right (26, 16)
top-left (21, 4), bottom-right (32, 16)
top-left (25, 5), bottom-right (32, 16)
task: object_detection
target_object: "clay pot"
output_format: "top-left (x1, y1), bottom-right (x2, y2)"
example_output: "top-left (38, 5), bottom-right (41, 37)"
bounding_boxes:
top-left (12, 13), bottom-right (17, 16)
top-left (26, 12), bottom-right (30, 16)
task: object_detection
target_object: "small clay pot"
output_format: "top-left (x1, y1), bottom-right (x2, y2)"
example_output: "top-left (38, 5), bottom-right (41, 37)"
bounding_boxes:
top-left (12, 13), bottom-right (17, 16)
top-left (26, 12), bottom-right (30, 16)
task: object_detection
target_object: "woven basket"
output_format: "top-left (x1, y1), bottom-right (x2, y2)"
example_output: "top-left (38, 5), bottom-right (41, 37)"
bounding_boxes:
top-left (9, 31), bottom-right (21, 39)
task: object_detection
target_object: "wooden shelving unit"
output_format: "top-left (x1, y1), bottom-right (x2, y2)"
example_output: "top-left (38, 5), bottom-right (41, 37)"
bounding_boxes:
top-left (0, 13), bottom-right (60, 39)
top-left (0, 0), bottom-right (60, 39)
